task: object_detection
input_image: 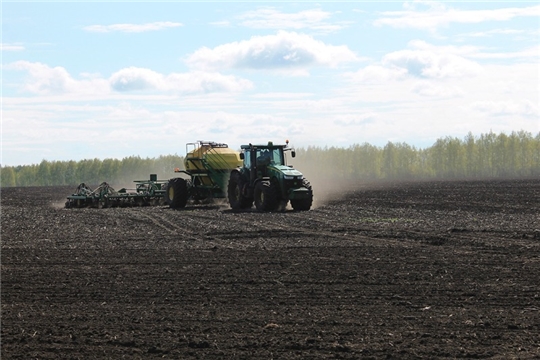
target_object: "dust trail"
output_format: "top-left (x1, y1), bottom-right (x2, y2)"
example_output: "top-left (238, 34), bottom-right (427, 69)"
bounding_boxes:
top-left (309, 177), bottom-right (361, 209)
top-left (292, 159), bottom-right (362, 209)
top-left (51, 200), bottom-right (67, 209)
top-left (290, 154), bottom-right (409, 209)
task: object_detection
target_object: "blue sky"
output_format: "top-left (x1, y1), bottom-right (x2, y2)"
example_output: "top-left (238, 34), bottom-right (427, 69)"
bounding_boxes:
top-left (2, 1), bottom-right (539, 166)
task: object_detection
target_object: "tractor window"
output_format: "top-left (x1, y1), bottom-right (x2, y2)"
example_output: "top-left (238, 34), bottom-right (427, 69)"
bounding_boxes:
top-left (271, 148), bottom-right (284, 166)
top-left (256, 149), bottom-right (271, 166)
top-left (256, 148), bottom-right (284, 166)
top-left (243, 151), bottom-right (251, 169)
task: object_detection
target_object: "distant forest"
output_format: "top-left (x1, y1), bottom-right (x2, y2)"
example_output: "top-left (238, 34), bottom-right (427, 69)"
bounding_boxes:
top-left (1, 130), bottom-right (539, 188)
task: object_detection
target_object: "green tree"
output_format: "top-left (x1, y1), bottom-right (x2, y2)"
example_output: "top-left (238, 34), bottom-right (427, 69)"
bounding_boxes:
top-left (382, 142), bottom-right (398, 179)
top-left (351, 143), bottom-right (381, 179)
top-left (100, 158), bottom-right (121, 183)
top-left (478, 131), bottom-right (497, 177)
top-left (464, 132), bottom-right (477, 177)
top-left (1, 166), bottom-right (17, 187)
top-left (50, 161), bottom-right (67, 185)
top-left (37, 160), bottom-right (52, 186)
top-left (65, 160), bottom-right (78, 185)
top-left (16, 165), bottom-right (37, 186)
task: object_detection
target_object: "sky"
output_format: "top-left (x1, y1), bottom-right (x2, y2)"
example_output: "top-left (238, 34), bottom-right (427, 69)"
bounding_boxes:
top-left (2, 1), bottom-right (539, 166)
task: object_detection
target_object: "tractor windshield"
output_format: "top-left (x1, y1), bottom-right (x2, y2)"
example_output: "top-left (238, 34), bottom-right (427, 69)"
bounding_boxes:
top-left (256, 147), bottom-right (284, 166)
top-left (271, 148), bottom-right (284, 165)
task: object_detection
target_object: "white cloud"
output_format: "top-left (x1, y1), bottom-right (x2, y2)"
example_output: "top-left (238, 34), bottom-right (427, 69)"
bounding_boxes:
top-left (7, 61), bottom-right (253, 96)
top-left (410, 81), bottom-right (465, 98)
top-left (462, 28), bottom-right (524, 38)
top-left (83, 21), bottom-right (182, 33)
top-left (345, 41), bottom-right (486, 85)
top-left (251, 92), bottom-right (313, 99)
top-left (471, 100), bottom-right (539, 117)
top-left (1, 43), bottom-right (25, 51)
top-left (210, 21), bottom-right (231, 27)
top-left (374, 2), bottom-right (540, 32)
top-left (237, 8), bottom-right (345, 32)
top-left (334, 59), bottom-right (539, 147)
top-left (109, 67), bottom-right (253, 93)
top-left (346, 65), bottom-right (408, 84)
top-left (334, 113), bottom-right (379, 126)
top-left (470, 45), bottom-right (540, 60)
top-left (404, 40), bottom-right (480, 57)
top-left (185, 31), bottom-right (358, 73)
top-left (109, 67), bottom-right (164, 91)
top-left (7, 61), bottom-right (109, 95)
top-left (382, 40), bottom-right (483, 78)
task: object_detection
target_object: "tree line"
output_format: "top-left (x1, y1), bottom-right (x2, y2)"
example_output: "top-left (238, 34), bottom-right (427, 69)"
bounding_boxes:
top-left (295, 130), bottom-right (540, 181)
top-left (0, 155), bottom-right (184, 188)
top-left (1, 131), bottom-right (539, 188)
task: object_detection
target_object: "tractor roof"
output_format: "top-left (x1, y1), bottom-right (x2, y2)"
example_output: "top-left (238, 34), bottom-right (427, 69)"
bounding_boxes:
top-left (240, 141), bottom-right (289, 150)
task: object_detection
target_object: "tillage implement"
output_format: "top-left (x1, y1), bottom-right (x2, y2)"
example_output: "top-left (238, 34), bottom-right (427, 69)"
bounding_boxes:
top-left (66, 140), bottom-right (313, 211)
top-left (65, 175), bottom-right (167, 208)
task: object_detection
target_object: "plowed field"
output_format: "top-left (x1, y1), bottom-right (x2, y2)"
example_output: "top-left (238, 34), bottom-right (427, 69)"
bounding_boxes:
top-left (2, 179), bottom-right (540, 359)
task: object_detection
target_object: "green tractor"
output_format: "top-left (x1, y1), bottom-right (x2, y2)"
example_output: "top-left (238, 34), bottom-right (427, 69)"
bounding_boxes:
top-left (228, 141), bottom-right (313, 211)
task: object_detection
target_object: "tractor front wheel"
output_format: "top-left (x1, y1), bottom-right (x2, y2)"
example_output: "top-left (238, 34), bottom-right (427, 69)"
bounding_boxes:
top-left (291, 178), bottom-right (313, 211)
top-left (228, 172), bottom-right (252, 210)
top-left (167, 178), bottom-right (189, 209)
top-left (254, 180), bottom-right (278, 212)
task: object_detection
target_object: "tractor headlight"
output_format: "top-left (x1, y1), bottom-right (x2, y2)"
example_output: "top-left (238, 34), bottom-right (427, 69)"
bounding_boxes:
top-left (284, 175), bottom-right (302, 180)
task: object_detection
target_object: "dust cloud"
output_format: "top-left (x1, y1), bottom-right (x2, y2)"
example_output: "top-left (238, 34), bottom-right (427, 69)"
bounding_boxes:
top-left (290, 158), bottom-right (361, 209)
top-left (51, 200), bottom-right (67, 209)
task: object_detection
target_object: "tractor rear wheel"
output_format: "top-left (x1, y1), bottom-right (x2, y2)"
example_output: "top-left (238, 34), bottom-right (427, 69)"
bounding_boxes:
top-left (167, 178), bottom-right (189, 209)
top-left (254, 180), bottom-right (278, 212)
top-left (228, 172), bottom-right (252, 210)
top-left (291, 178), bottom-right (313, 211)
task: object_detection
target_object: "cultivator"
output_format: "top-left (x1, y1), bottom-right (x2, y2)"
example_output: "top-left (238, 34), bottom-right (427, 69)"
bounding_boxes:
top-left (65, 174), bottom-right (167, 208)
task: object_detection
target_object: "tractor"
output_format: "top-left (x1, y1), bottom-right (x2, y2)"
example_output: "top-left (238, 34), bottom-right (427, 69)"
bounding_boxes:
top-left (227, 141), bottom-right (313, 211)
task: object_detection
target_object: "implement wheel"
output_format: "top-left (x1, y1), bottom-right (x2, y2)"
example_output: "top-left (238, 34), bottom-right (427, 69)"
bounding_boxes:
top-left (254, 180), bottom-right (278, 212)
top-left (167, 178), bottom-right (189, 209)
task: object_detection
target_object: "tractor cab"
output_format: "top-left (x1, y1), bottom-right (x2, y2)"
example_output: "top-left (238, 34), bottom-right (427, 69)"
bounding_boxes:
top-left (240, 141), bottom-right (294, 177)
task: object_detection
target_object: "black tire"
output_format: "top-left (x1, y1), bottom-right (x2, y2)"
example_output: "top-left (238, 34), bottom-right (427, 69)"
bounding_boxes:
top-left (291, 178), bottom-right (313, 211)
top-left (162, 183), bottom-right (170, 205)
top-left (228, 172), bottom-right (252, 210)
top-left (167, 178), bottom-right (189, 209)
top-left (254, 180), bottom-right (278, 212)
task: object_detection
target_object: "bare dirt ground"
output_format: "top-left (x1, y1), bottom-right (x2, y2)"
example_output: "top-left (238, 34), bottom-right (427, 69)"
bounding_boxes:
top-left (2, 179), bottom-right (540, 359)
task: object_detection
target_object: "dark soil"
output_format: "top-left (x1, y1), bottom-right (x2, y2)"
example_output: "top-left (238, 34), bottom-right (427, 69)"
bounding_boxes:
top-left (2, 179), bottom-right (540, 359)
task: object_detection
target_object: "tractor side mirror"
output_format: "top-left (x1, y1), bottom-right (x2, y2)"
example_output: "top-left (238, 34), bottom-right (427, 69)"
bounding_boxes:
top-left (291, 150), bottom-right (296, 158)
top-left (240, 153), bottom-right (244, 160)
